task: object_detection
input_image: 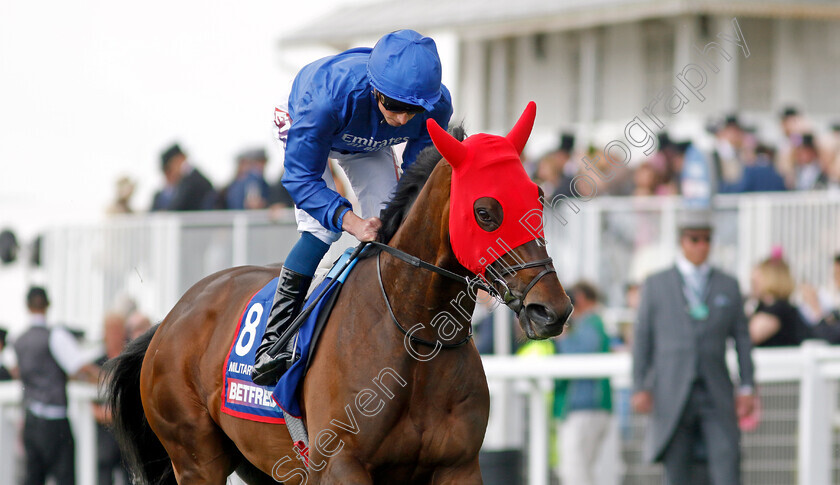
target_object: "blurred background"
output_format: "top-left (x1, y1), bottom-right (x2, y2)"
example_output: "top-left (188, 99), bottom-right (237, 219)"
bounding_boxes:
top-left (1, 0), bottom-right (840, 484)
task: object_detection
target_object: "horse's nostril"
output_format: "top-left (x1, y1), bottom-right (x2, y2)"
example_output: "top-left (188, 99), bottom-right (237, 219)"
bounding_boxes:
top-left (525, 304), bottom-right (557, 326)
top-left (561, 303), bottom-right (574, 323)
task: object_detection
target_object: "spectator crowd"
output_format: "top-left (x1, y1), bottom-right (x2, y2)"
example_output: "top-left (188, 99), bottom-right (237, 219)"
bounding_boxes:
top-left (106, 143), bottom-right (310, 216)
top-left (103, 106), bottom-right (840, 218)
top-left (532, 107), bottom-right (840, 200)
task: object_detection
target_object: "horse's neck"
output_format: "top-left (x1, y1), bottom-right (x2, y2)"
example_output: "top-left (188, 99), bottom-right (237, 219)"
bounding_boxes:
top-left (388, 164), bottom-right (458, 272)
top-left (383, 162), bottom-right (475, 328)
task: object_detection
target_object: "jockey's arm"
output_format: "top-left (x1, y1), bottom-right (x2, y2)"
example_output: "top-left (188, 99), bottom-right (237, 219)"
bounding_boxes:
top-left (282, 100), bottom-right (353, 234)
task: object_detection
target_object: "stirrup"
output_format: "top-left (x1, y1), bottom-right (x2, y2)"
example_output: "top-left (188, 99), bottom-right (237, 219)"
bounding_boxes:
top-left (251, 351), bottom-right (292, 386)
top-left (252, 335), bottom-right (301, 386)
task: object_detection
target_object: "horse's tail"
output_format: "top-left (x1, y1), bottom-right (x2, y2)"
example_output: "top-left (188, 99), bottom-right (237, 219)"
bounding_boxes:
top-left (104, 324), bottom-right (176, 485)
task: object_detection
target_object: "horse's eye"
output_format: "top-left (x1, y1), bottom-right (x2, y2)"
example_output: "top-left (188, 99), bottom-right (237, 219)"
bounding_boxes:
top-left (473, 197), bottom-right (503, 231)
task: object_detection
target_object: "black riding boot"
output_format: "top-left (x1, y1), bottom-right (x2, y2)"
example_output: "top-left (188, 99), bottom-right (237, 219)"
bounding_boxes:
top-left (251, 267), bottom-right (312, 386)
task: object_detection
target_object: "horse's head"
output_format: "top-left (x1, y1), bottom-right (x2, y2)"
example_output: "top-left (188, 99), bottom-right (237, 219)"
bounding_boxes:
top-left (427, 102), bottom-right (573, 339)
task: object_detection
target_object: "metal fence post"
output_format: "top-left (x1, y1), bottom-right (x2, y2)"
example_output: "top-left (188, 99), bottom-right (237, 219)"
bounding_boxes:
top-left (797, 340), bottom-right (832, 485)
top-left (162, 216), bottom-right (182, 316)
top-left (232, 213), bottom-right (248, 267)
top-left (527, 379), bottom-right (550, 485)
top-left (588, 201), bottom-right (602, 283)
top-left (486, 309), bottom-right (514, 451)
top-left (68, 383), bottom-right (98, 485)
top-left (660, 197), bottom-right (677, 266)
top-left (0, 383), bottom-right (22, 485)
top-left (736, 197), bottom-right (753, 295)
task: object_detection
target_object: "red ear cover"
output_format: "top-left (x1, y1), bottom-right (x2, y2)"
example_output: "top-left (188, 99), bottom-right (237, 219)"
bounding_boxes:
top-left (443, 102), bottom-right (543, 275)
top-left (505, 101), bottom-right (537, 155)
top-left (427, 118), bottom-right (467, 168)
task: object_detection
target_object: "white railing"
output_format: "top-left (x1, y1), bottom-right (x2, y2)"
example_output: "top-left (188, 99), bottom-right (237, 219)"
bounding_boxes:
top-left (482, 340), bottom-right (840, 485)
top-left (40, 192), bottom-right (840, 341)
top-left (543, 191), bottom-right (840, 311)
top-left (0, 344), bottom-right (837, 484)
top-left (0, 382), bottom-right (98, 485)
top-left (43, 210), bottom-right (302, 339)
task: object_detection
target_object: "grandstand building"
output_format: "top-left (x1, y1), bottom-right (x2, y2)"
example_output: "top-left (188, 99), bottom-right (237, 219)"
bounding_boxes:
top-left (280, 0), bottom-right (840, 144)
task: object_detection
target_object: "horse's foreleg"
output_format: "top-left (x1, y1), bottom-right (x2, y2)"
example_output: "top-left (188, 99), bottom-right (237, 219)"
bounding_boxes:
top-left (166, 438), bottom-right (234, 485)
top-left (429, 459), bottom-right (483, 485)
top-left (312, 455), bottom-right (373, 485)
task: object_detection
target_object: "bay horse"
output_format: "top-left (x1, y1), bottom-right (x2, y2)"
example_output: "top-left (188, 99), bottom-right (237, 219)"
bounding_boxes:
top-left (107, 102), bottom-right (572, 484)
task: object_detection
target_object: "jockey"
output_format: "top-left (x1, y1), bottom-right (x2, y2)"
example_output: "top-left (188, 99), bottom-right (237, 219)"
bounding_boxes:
top-left (252, 30), bottom-right (453, 386)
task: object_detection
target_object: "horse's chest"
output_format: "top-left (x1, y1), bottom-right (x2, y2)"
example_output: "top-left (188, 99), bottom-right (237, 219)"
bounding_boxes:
top-left (423, 409), bottom-right (486, 461)
top-left (386, 384), bottom-right (490, 465)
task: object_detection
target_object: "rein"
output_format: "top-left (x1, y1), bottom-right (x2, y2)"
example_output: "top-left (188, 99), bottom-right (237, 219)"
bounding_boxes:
top-left (376, 253), bottom-right (473, 349)
top-left (368, 241), bottom-right (555, 348)
top-left (369, 241), bottom-right (468, 286)
top-left (370, 240), bottom-right (472, 349)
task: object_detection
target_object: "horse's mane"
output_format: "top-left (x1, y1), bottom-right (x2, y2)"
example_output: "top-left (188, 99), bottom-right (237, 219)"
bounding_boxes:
top-left (373, 124), bottom-right (466, 247)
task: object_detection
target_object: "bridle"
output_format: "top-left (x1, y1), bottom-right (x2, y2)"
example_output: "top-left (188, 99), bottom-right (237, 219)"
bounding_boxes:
top-left (370, 241), bottom-right (555, 349)
top-left (266, 240), bottom-right (556, 358)
top-left (485, 254), bottom-right (556, 315)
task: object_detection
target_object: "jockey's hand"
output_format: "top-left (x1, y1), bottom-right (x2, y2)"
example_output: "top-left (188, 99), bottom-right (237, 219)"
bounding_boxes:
top-left (342, 211), bottom-right (382, 242)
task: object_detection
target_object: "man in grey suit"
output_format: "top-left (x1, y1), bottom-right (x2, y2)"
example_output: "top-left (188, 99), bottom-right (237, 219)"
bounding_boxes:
top-left (631, 209), bottom-right (756, 485)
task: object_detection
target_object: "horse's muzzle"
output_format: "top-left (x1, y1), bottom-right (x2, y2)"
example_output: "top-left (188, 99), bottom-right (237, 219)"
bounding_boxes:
top-left (520, 297), bottom-right (573, 339)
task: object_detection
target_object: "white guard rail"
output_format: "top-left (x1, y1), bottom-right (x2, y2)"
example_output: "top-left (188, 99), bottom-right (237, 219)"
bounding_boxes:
top-left (481, 340), bottom-right (840, 485)
top-left (40, 192), bottom-right (840, 341)
top-left (0, 382), bottom-right (98, 485)
top-left (0, 343), bottom-right (838, 484)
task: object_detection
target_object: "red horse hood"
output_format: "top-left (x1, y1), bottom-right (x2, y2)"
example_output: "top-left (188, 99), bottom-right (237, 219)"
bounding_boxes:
top-left (426, 102), bottom-right (544, 276)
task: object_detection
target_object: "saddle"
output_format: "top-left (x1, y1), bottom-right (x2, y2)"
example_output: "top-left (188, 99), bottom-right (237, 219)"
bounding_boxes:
top-left (220, 248), bottom-right (360, 427)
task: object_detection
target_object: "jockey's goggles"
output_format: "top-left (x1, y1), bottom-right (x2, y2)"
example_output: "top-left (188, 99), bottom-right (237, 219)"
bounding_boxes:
top-left (375, 91), bottom-right (426, 114)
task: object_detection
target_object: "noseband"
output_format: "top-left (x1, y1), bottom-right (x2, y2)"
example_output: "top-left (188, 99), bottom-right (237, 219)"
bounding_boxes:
top-left (369, 241), bottom-right (555, 348)
top-left (486, 257), bottom-right (556, 315)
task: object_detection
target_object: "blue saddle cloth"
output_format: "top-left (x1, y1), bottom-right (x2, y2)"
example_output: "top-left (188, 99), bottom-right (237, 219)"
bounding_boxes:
top-left (221, 276), bottom-right (286, 423)
top-left (221, 248), bottom-right (361, 422)
top-left (272, 248), bottom-right (361, 418)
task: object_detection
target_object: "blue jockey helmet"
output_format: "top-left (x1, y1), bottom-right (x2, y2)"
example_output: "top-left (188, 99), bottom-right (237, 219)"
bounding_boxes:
top-left (367, 30), bottom-right (442, 111)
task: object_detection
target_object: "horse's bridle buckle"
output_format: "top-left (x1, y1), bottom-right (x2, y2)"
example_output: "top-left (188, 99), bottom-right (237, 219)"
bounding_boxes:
top-left (486, 257), bottom-right (556, 314)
